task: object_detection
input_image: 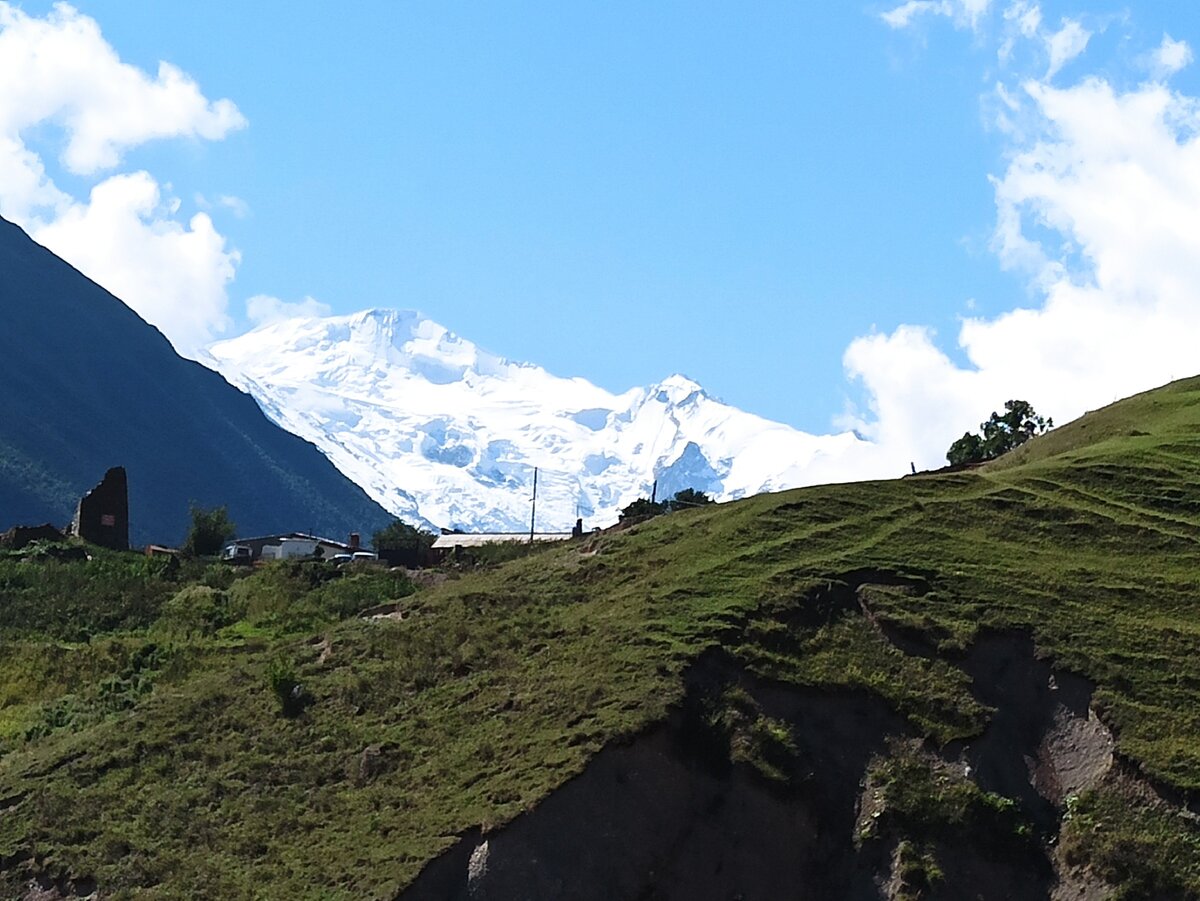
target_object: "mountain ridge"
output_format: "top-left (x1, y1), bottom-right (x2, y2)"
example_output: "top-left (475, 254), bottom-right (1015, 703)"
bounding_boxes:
top-left (0, 216), bottom-right (393, 545)
top-left (206, 308), bottom-right (868, 532)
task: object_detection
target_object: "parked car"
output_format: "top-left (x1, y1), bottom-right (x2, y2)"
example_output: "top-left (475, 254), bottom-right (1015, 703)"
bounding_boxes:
top-left (221, 544), bottom-right (252, 565)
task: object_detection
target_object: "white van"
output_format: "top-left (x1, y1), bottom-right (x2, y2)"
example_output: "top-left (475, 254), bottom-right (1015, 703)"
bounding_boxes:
top-left (221, 544), bottom-right (252, 564)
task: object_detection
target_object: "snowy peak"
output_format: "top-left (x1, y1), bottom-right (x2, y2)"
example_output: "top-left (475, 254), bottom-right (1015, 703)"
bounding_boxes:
top-left (645, 374), bottom-right (709, 408)
top-left (215, 309), bottom-right (509, 389)
top-left (351, 309), bottom-right (505, 380)
top-left (206, 309), bottom-right (867, 532)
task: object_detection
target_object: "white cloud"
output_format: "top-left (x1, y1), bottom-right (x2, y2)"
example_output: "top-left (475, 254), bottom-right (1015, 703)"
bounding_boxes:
top-left (882, 1), bottom-right (952, 30)
top-left (842, 28), bottom-right (1200, 472)
top-left (1150, 34), bottom-right (1193, 79)
top-left (1044, 18), bottom-right (1090, 78)
top-left (0, 3), bottom-right (244, 175)
top-left (0, 2), bottom-right (245, 354)
top-left (35, 173), bottom-right (238, 350)
top-left (881, 0), bottom-right (993, 31)
top-left (218, 195), bottom-right (250, 218)
top-left (999, 2), bottom-right (1042, 62)
top-left (1004, 1), bottom-right (1042, 37)
top-left (195, 193), bottom-right (251, 218)
top-left (246, 294), bottom-right (332, 326)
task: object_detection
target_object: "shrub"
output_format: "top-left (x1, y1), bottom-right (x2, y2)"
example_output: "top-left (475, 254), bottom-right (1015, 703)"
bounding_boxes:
top-left (183, 505), bottom-right (236, 557)
top-left (619, 498), bottom-right (666, 521)
top-left (154, 585), bottom-right (237, 639)
top-left (373, 519), bottom-right (436, 553)
top-left (265, 656), bottom-right (308, 717)
top-left (665, 488), bottom-right (714, 512)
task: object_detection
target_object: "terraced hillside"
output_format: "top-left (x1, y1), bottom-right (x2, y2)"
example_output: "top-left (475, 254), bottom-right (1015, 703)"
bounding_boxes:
top-left (2, 377), bottom-right (1200, 899)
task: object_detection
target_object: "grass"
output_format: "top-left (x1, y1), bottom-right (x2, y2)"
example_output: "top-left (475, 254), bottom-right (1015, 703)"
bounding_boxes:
top-left (2, 375), bottom-right (1200, 897)
top-left (1060, 785), bottom-right (1200, 899)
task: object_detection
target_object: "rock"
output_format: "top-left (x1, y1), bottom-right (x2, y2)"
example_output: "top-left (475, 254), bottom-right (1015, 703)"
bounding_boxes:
top-left (354, 744), bottom-right (385, 786)
top-left (466, 840), bottom-right (490, 899)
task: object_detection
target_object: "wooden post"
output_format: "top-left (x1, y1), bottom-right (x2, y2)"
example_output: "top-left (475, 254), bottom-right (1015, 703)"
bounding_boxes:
top-left (529, 467), bottom-right (538, 544)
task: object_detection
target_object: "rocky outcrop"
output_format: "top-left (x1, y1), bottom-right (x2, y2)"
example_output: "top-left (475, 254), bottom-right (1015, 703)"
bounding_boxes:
top-left (403, 671), bottom-right (905, 900)
top-left (402, 573), bottom-right (1148, 901)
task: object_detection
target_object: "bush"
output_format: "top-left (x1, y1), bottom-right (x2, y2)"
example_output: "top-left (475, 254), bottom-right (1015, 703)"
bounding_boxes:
top-left (0, 552), bottom-right (179, 640)
top-left (665, 489), bottom-right (713, 512)
top-left (373, 519), bottom-right (436, 553)
top-left (227, 562), bottom-right (416, 635)
top-left (622, 490), bottom-right (713, 521)
top-left (265, 656), bottom-right (309, 717)
top-left (154, 585), bottom-right (237, 639)
top-left (620, 498), bottom-right (666, 521)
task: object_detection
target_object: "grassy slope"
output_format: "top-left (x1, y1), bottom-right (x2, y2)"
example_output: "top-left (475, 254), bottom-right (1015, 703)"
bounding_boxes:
top-left (2, 378), bottom-right (1200, 898)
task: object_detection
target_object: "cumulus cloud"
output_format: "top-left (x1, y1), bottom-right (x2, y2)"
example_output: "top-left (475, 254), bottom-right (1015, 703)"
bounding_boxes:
top-left (35, 173), bottom-right (238, 346)
top-left (246, 295), bottom-right (333, 326)
top-left (0, 2), bottom-right (245, 354)
top-left (1149, 34), bottom-right (1193, 79)
top-left (844, 14), bottom-right (1200, 472)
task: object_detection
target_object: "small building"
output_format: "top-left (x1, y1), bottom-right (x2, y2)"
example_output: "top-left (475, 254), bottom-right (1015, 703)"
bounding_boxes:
top-left (225, 531), bottom-right (363, 562)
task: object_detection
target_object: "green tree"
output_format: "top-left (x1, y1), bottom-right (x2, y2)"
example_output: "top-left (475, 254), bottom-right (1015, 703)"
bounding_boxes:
top-left (665, 488), bottom-right (714, 512)
top-left (946, 432), bottom-right (986, 467)
top-left (184, 505), bottom-right (236, 557)
top-left (620, 498), bottom-right (666, 521)
top-left (947, 400), bottom-right (1053, 466)
top-left (372, 519), bottom-right (436, 553)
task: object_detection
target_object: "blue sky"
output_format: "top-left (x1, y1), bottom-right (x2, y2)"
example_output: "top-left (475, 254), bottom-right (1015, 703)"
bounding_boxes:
top-left (4, 0), bottom-right (1200, 467)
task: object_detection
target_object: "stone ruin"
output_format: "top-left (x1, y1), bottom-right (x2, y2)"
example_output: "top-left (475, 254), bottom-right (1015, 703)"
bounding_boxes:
top-left (0, 523), bottom-right (65, 550)
top-left (71, 466), bottom-right (129, 551)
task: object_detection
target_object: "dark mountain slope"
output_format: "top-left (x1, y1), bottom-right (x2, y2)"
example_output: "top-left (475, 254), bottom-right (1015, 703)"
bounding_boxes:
top-left (0, 216), bottom-right (391, 545)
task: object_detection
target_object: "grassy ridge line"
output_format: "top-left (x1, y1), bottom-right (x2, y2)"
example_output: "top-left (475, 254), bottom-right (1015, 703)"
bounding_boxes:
top-left (0, 376), bottom-right (1199, 896)
top-left (986, 374), bottom-right (1200, 472)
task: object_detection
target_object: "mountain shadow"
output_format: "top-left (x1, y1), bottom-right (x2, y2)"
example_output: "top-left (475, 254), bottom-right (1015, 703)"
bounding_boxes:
top-left (0, 216), bottom-right (392, 546)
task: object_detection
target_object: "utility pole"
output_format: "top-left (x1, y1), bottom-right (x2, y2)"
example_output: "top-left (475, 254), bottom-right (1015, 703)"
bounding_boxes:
top-left (529, 467), bottom-right (538, 544)
top-left (650, 479), bottom-right (658, 504)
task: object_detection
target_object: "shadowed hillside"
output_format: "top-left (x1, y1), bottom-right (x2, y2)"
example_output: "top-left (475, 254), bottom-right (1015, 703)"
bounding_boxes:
top-left (0, 217), bottom-right (391, 545)
top-left (1, 377), bottom-right (1199, 899)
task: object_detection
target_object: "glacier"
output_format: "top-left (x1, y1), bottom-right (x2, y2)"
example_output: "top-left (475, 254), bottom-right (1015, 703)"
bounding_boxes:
top-left (204, 309), bottom-right (870, 532)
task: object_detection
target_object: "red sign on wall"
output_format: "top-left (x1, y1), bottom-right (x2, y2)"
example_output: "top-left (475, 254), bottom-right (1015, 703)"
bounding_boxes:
top-left (101, 514), bottom-right (116, 527)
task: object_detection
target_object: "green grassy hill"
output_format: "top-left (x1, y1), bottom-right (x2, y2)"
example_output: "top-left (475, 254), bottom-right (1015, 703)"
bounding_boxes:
top-left (2, 378), bottom-right (1200, 899)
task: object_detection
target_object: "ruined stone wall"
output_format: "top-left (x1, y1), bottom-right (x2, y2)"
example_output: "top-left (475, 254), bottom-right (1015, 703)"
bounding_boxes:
top-left (0, 524), bottom-right (64, 550)
top-left (72, 467), bottom-right (129, 551)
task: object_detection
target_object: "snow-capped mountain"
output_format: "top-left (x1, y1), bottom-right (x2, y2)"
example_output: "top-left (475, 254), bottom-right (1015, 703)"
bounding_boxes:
top-left (204, 309), bottom-right (868, 532)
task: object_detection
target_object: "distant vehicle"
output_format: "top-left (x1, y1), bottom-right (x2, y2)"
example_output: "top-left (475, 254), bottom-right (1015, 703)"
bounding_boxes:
top-left (221, 544), bottom-right (252, 565)
top-left (260, 537), bottom-right (322, 560)
top-left (351, 551), bottom-right (378, 562)
top-left (330, 553), bottom-right (353, 565)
